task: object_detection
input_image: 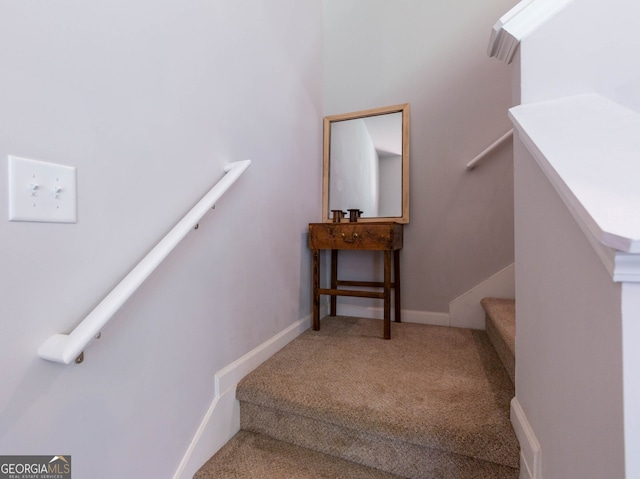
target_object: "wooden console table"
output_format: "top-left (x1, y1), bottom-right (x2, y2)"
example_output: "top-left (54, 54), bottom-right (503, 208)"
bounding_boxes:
top-left (308, 222), bottom-right (403, 339)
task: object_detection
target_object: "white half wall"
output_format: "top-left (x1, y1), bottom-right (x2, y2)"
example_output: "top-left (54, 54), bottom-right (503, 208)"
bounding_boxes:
top-left (513, 136), bottom-right (625, 479)
top-left (512, 2), bottom-right (640, 474)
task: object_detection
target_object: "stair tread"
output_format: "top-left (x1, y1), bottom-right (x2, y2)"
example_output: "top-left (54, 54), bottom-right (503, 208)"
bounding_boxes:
top-left (237, 316), bottom-right (519, 470)
top-left (194, 430), bottom-right (403, 479)
top-left (481, 298), bottom-right (515, 357)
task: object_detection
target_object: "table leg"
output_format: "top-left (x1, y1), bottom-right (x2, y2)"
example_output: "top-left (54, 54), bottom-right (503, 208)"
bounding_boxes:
top-left (330, 249), bottom-right (338, 316)
top-left (312, 249), bottom-right (320, 331)
top-left (394, 249), bottom-right (401, 323)
top-left (384, 249), bottom-right (391, 339)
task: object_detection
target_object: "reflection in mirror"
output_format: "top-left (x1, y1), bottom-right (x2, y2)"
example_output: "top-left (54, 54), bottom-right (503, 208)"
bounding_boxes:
top-left (323, 104), bottom-right (409, 223)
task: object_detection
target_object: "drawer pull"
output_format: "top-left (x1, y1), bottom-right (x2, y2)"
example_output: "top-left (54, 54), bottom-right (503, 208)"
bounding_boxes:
top-left (341, 232), bottom-right (359, 243)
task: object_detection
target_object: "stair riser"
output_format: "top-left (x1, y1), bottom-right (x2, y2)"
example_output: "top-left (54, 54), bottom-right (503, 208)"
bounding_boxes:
top-left (481, 298), bottom-right (516, 386)
top-left (240, 401), bottom-right (518, 479)
top-left (485, 315), bottom-right (515, 385)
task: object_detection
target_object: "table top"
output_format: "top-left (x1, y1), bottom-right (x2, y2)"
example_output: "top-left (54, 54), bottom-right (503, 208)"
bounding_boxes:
top-left (308, 222), bottom-right (403, 251)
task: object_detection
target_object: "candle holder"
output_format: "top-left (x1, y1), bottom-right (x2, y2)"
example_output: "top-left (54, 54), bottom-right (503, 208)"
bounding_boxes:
top-left (331, 210), bottom-right (347, 222)
top-left (348, 209), bottom-right (363, 222)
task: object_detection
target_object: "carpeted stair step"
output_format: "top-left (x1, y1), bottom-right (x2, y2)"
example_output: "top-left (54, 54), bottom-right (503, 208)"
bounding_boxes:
top-left (194, 430), bottom-right (404, 479)
top-left (234, 316), bottom-right (519, 479)
top-left (481, 298), bottom-right (515, 385)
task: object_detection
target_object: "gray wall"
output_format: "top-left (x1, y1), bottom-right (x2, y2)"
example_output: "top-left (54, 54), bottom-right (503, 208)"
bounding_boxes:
top-left (323, 0), bottom-right (519, 314)
top-left (0, 1), bottom-right (322, 477)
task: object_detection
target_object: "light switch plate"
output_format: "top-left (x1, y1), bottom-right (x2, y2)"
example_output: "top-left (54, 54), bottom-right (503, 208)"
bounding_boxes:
top-left (8, 155), bottom-right (77, 223)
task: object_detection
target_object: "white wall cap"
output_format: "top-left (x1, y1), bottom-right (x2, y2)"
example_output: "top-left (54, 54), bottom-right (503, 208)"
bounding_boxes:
top-left (510, 93), bottom-right (640, 282)
top-left (488, 0), bottom-right (575, 63)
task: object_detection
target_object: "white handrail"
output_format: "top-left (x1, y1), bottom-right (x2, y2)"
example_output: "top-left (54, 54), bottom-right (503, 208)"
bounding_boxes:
top-left (38, 160), bottom-right (251, 364)
top-left (466, 129), bottom-right (513, 170)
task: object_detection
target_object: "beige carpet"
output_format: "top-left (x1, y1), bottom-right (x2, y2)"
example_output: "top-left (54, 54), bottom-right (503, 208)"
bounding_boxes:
top-left (197, 316), bottom-right (519, 478)
top-left (481, 298), bottom-right (515, 357)
top-left (481, 298), bottom-right (516, 385)
top-left (194, 430), bottom-right (404, 479)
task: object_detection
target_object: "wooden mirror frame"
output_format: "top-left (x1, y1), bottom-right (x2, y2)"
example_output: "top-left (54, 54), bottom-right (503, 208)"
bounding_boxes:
top-left (322, 103), bottom-right (410, 223)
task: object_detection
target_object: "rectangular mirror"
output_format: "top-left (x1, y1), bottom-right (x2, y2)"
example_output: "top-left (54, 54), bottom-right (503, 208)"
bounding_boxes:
top-left (323, 103), bottom-right (410, 223)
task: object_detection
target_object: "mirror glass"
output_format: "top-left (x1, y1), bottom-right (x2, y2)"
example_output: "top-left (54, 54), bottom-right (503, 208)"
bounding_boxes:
top-left (323, 104), bottom-right (410, 223)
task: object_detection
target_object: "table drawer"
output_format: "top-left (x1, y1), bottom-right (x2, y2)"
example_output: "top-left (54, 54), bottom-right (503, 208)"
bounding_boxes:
top-left (308, 222), bottom-right (403, 250)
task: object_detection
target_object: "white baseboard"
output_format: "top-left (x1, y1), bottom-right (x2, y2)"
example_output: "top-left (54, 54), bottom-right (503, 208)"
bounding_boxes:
top-left (328, 264), bottom-right (515, 330)
top-left (401, 308), bottom-right (450, 326)
top-left (511, 397), bottom-right (541, 479)
top-left (172, 316), bottom-right (311, 479)
top-left (449, 263), bottom-right (515, 330)
top-left (334, 303), bottom-right (450, 327)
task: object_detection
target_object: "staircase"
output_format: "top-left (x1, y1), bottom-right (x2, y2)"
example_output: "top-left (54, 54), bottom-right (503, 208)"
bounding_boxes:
top-left (195, 304), bottom-right (519, 479)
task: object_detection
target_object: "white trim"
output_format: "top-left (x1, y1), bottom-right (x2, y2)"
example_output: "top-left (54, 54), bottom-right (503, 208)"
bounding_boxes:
top-left (584, 240), bottom-right (640, 284)
top-left (172, 316), bottom-right (310, 479)
top-left (511, 397), bottom-right (541, 479)
top-left (613, 253), bottom-right (640, 283)
top-left (488, 0), bottom-right (575, 64)
top-left (215, 317), bottom-right (310, 397)
top-left (172, 386), bottom-right (240, 479)
top-left (339, 264), bottom-right (517, 330)
top-left (449, 263), bottom-right (515, 329)
top-left (488, 0), bottom-right (535, 61)
top-left (334, 303), bottom-right (450, 327)
top-left (402, 309), bottom-right (450, 327)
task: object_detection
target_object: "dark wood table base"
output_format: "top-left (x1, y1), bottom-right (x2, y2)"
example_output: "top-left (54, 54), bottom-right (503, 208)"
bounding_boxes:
top-left (308, 222), bottom-right (403, 339)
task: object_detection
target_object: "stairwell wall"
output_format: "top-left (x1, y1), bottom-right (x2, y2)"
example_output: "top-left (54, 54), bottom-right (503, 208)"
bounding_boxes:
top-left (0, 1), bottom-right (322, 477)
top-left (323, 0), bottom-right (520, 320)
top-left (514, 139), bottom-right (625, 479)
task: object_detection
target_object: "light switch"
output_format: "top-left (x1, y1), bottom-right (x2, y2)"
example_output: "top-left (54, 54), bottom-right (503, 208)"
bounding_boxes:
top-left (8, 156), bottom-right (77, 223)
